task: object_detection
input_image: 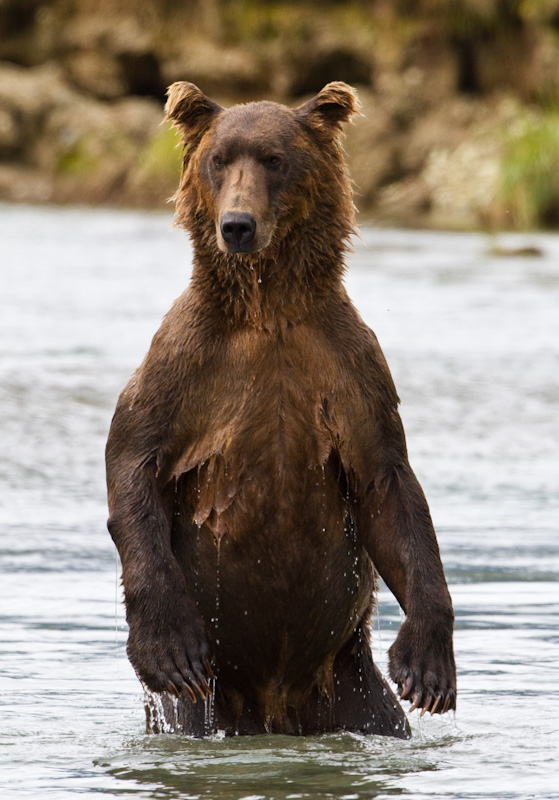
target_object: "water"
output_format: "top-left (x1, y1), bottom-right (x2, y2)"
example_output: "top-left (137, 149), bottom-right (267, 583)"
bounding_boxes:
top-left (1, 205), bottom-right (558, 799)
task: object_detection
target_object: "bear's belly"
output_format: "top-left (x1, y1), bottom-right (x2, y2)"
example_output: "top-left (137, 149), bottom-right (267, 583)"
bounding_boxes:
top-left (172, 458), bottom-right (375, 694)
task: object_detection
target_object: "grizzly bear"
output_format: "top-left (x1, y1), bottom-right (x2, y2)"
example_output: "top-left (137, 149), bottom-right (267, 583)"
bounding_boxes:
top-left (106, 81), bottom-right (456, 738)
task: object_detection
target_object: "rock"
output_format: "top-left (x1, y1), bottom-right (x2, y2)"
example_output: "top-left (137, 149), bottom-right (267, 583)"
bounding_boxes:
top-left (0, 0), bottom-right (46, 65)
top-left (0, 61), bottom-right (75, 121)
top-left (0, 162), bottom-right (53, 202)
top-left (275, 41), bottom-right (373, 97)
top-left (344, 89), bottom-right (398, 210)
top-left (488, 244), bottom-right (543, 257)
top-left (374, 175), bottom-right (432, 225)
top-left (63, 50), bottom-right (128, 100)
top-left (58, 16), bottom-right (164, 99)
top-left (162, 39), bottom-right (268, 98)
top-left (0, 61), bottom-right (166, 206)
top-left (0, 106), bottom-right (18, 155)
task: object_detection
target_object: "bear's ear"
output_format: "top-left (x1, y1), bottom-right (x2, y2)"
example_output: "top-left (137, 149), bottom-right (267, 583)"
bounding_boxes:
top-left (295, 82), bottom-right (361, 132)
top-left (164, 82), bottom-right (223, 145)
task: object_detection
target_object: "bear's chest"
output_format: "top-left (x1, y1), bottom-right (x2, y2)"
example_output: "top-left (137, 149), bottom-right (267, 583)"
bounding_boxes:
top-left (167, 324), bottom-right (351, 481)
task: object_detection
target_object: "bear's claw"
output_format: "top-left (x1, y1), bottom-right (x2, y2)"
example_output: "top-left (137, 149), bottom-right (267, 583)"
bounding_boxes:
top-left (399, 673), bottom-right (414, 700)
top-left (429, 694), bottom-right (442, 714)
top-left (389, 617), bottom-right (456, 717)
top-left (400, 681), bottom-right (455, 715)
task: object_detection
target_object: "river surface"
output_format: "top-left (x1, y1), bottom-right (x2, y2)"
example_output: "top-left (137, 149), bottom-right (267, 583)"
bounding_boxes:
top-left (1, 205), bottom-right (558, 799)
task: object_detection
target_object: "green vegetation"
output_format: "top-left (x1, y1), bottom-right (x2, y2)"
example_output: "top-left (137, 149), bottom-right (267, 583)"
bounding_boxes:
top-left (56, 136), bottom-right (101, 176)
top-left (500, 108), bottom-right (559, 228)
top-left (219, 0), bottom-right (377, 45)
top-left (137, 122), bottom-right (182, 180)
top-left (519, 0), bottom-right (559, 22)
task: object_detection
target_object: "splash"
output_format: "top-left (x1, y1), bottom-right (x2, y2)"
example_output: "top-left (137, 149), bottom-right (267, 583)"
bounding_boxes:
top-left (204, 676), bottom-right (217, 735)
top-left (143, 685), bottom-right (177, 734)
top-left (205, 535), bottom-right (223, 734)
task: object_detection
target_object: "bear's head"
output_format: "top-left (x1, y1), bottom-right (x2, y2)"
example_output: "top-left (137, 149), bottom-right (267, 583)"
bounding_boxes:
top-left (165, 82), bottom-right (360, 261)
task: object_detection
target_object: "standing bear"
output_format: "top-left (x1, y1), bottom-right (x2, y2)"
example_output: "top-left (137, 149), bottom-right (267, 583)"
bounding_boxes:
top-left (106, 81), bottom-right (456, 738)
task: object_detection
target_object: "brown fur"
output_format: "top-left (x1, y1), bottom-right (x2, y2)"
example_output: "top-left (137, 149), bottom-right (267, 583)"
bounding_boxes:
top-left (106, 82), bottom-right (456, 737)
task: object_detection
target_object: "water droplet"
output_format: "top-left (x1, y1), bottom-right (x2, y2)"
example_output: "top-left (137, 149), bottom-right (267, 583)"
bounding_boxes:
top-left (204, 676), bottom-right (217, 734)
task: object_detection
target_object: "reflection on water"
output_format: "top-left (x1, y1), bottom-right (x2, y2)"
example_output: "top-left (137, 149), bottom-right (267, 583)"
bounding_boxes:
top-left (96, 732), bottom-right (447, 799)
top-left (0, 206), bottom-right (558, 799)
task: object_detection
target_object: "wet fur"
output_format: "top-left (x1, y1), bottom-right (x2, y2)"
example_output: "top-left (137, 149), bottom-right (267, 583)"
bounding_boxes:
top-left (106, 82), bottom-right (456, 737)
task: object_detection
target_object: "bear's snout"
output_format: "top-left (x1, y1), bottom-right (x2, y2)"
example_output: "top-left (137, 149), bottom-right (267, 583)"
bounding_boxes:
top-left (220, 212), bottom-right (257, 253)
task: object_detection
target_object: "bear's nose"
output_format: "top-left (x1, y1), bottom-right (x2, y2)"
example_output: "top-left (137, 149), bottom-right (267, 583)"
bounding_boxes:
top-left (220, 212), bottom-right (256, 250)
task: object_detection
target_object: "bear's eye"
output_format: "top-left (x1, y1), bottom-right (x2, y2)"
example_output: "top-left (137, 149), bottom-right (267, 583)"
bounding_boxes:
top-left (265, 155), bottom-right (282, 170)
top-left (213, 155), bottom-right (226, 170)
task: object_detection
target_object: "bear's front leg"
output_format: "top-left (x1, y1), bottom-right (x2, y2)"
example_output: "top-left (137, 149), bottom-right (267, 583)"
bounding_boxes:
top-left (387, 604), bottom-right (455, 715)
top-left (107, 455), bottom-right (213, 703)
top-left (123, 559), bottom-right (213, 702)
top-left (356, 461), bottom-right (456, 716)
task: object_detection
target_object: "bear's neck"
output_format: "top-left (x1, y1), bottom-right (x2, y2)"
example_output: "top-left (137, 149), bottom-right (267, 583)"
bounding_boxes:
top-left (187, 217), bottom-right (354, 331)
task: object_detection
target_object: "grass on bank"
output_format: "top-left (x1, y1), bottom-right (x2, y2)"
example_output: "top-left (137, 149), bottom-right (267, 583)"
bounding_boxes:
top-left (500, 107), bottom-right (559, 229)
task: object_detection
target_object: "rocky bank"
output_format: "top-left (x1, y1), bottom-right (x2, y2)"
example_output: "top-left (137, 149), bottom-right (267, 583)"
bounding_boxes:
top-left (1, 0), bottom-right (559, 229)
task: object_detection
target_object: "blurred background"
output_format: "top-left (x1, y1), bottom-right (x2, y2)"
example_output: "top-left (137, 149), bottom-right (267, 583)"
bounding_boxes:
top-left (1, 0), bottom-right (559, 230)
